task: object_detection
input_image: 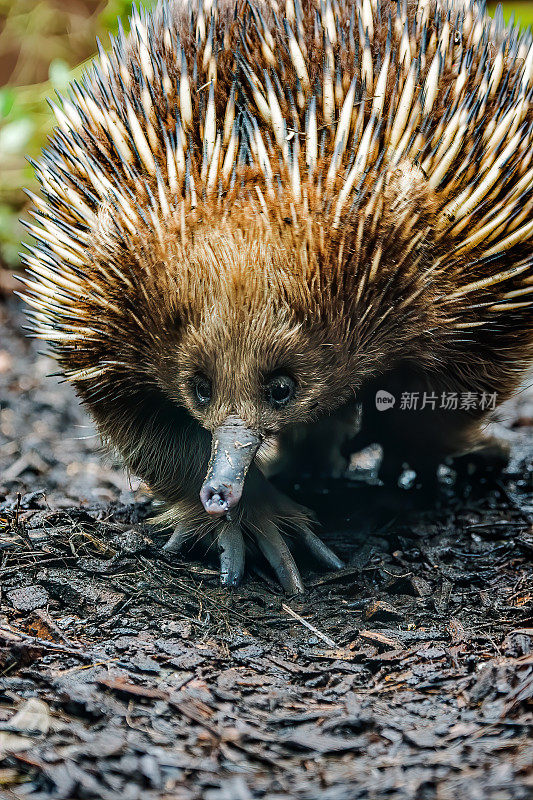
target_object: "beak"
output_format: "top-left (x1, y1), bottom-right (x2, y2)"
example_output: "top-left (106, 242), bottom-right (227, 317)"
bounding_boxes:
top-left (200, 416), bottom-right (261, 517)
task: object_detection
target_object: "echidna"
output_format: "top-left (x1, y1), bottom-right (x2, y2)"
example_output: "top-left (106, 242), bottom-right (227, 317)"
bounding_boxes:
top-left (20, 0), bottom-right (533, 591)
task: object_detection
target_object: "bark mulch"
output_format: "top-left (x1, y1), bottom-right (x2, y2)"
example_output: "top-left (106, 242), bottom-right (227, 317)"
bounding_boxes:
top-left (0, 299), bottom-right (532, 800)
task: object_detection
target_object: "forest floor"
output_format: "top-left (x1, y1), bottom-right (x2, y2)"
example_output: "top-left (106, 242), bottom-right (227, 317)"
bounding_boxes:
top-left (0, 297), bottom-right (532, 800)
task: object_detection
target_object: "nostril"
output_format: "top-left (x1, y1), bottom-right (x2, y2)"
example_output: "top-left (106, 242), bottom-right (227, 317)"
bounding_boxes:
top-left (205, 489), bottom-right (228, 513)
top-left (200, 483), bottom-right (240, 516)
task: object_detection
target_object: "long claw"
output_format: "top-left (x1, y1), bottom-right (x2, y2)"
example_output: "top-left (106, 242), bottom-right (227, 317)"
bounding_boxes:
top-left (254, 522), bottom-right (305, 595)
top-left (218, 524), bottom-right (245, 588)
top-left (299, 527), bottom-right (345, 570)
top-left (163, 526), bottom-right (193, 554)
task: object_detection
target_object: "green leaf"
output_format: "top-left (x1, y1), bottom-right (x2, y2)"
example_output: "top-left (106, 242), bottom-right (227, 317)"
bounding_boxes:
top-left (0, 88), bottom-right (15, 120)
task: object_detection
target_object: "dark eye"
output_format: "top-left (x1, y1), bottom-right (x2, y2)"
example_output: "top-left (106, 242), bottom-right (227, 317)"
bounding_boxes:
top-left (265, 374), bottom-right (296, 409)
top-left (192, 374), bottom-right (212, 406)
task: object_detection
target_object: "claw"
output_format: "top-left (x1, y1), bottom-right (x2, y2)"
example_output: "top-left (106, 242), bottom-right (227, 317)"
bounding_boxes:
top-left (254, 521), bottom-right (305, 595)
top-left (218, 523), bottom-right (245, 588)
top-left (163, 525), bottom-right (193, 554)
top-left (299, 527), bottom-right (345, 570)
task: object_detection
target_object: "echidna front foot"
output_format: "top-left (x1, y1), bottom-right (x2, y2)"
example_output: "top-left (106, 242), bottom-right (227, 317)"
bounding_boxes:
top-left (278, 409), bottom-right (360, 481)
top-left (161, 513), bottom-right (247, 589)
top-left (243, 469), bottom-right (344, 591)
top-left (451, 435), bottom-right (511, 484)
top-left (242, 488), bottom-right (344, 593)
top-left (248, 518), bottom-right (305, 594)
top-left (160, 476), bottom-right (344, 593)
top-left (163, 523), bottom-right (195, 555)
top-left (217, 522), bottom-right (246, 588)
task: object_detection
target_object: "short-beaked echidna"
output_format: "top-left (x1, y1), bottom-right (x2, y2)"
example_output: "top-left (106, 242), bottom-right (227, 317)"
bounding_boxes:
top-left (21, 0), bottom-right (533, 591)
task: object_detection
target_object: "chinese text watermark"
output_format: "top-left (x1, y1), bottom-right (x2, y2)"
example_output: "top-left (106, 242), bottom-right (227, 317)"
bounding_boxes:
top-left (375, 390), bottom-right (498, 412)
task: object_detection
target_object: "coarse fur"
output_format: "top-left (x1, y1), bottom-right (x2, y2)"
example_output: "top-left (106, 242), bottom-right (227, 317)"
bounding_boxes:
top-left (21, 0), bottom-right (533, 586)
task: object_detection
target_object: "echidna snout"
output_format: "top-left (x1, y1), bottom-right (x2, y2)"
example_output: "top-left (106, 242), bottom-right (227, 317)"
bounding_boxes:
top-left (200, 417), bottom-right (261, 517)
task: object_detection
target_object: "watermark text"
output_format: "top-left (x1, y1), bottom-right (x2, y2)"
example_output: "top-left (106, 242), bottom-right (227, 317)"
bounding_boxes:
top-left (375, 390), bottom-right (498, 412)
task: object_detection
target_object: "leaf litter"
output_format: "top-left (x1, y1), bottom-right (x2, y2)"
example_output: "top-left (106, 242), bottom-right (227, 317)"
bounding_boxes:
top-left (0, 299), bottom-right (532, 799)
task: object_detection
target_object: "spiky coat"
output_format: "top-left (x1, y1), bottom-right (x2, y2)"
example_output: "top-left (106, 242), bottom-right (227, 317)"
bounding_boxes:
top-left (22, 0), bottom-right (533, 546)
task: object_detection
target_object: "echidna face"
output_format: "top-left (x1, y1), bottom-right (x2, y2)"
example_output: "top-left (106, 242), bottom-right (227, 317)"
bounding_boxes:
top-left (156, 294), bottom-right (354, 518)
top-left (170, 305), bottom-right (344, 437)
top-left (142, 232), bottom-right (356, 441)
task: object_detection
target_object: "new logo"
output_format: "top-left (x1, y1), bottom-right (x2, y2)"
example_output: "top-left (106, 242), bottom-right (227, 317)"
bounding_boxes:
top-left (375, 390), bottom-right (395, 411)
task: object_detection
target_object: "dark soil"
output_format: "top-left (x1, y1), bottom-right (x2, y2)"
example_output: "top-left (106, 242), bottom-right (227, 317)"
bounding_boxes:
top-left (0, 298), bottom-right (532, 800)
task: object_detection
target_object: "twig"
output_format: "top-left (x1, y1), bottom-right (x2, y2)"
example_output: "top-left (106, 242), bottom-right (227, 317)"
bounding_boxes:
top-left (33, 609), bottom-right (74, 646)
top-left (281, 603), bottom-right (338, 648)
top-left (0, 625), bottom-right (93, 660)
top-left (0, 626), bottom-right (133, 671)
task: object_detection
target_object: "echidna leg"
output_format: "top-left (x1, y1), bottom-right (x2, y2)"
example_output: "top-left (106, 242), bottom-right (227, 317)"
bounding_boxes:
top-left (162, 524), bottom-right (196, 554)
top-left (242, 465), bottom-right (344, 588)
top-left (355, 371), bottom-right (512, 492)
top-left (217, 521), bottom-right (245, 588)
top-left (160, 501), bottom-right (246, 588)
top-left (379, 419), bottom-right (510, 491)
top-left (163, 517), bottom-right (246, 589)
top-left (377, 451), bottom-right (407, 487)
top-left (451, 434), bottom-right (510, 482)
top-left (98, 400), bottom-right (341, 588)
top-left (277, 406), bottom-right (360, 479)
top-left (251, 520), bottom-right (305, 594)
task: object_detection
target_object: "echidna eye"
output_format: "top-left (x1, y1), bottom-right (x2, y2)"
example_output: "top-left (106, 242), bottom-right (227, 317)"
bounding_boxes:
top-left (192, 374), bottom-right (212, 406)
top-left (265, 374), bottom-right (296, 409)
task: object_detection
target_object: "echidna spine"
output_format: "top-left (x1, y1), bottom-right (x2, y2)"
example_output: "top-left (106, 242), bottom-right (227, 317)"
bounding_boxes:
top-left (16, 0), bottom-right (533, 383)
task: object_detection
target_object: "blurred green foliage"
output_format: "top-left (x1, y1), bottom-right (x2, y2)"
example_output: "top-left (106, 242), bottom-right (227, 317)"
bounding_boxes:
top-left (488, 1), bottom-right (533, 26)
top-left (0, 0), bottom-right (530, 267)
top-left (0, 0), bottom-right (155, 267)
